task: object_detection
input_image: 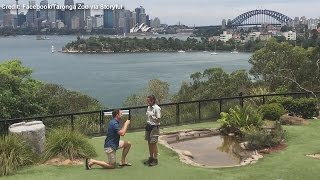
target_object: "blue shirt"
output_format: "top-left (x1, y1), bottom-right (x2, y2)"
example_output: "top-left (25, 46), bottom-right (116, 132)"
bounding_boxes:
top-left (104, 119), bottom-right (121, 151)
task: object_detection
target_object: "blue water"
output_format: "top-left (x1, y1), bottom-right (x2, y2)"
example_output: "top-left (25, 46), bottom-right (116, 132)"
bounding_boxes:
top-left (0, 35), bottom-right (252, 107)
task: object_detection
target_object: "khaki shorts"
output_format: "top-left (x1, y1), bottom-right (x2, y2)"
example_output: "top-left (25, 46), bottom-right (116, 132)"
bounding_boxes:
top-left (104, 140), bottom-right (124, 164)
top-left (145, 125), bottom-right (160, 144)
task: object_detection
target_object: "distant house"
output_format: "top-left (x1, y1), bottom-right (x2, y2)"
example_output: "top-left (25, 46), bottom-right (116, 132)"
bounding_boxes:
top-left (219, 31), bottom-right (233, 42)
top-left (282, 31), bottom-right (297, 40)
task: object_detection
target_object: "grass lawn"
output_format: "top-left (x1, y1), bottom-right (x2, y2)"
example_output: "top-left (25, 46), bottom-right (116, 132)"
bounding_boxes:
top-left (1, 120), bottom-right (320, 180)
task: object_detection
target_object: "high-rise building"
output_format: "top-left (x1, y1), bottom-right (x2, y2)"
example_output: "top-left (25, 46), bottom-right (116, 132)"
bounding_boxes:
top-left (307, 18), bottom-right (319, 30)
top-left (300, 16), bottom-right (307, 25)
top-left (3, 13), bottom-right (14, 27)
top-left (86, 16), bottom-right (93, 30)
top-left (74, 3), bottom-right (85, 29)
top-left (227, 19), bottom-right (232, 28)
top-left (294, 17), bottom-right (300, 26)
top-left (152, 17), bottom-right (160, 28)
top-left (26, 1), bottom-right (36, 26)
top-left (39, 0), bottom-right (48, 20)
top-left (222, 19), bottom-right (226, 29)
top-left (103, 9), bottom-right (114, 28)
top-left (18, 13), bottom-right (26, 27)
top-left (71, 16), bottom-right (80, 29)
top-left (64, 0), bottom-right (75, 29)
top-left (94, 15), bottom-right (103, 28)
top-left (139, 13), bottom-right (146, 25)
top-left (0, 7), bottom-right (4, 27)
top-left (129, 11), bottom-right (137, 29)
top-left (146, 15), bottom-right (150, 27)
top-left (48, 9), bottom-right (58, 23)
top-left (135, 6), bottom-right (145, 25)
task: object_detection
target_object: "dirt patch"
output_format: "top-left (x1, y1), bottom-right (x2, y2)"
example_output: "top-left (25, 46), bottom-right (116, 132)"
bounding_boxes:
top-left (258, 143), bottom-right (288, 154)
top-left (306, 154), bottom-right (320, 160)
top-left (45, 157), bottom-right (83, 166)
top-left (280, 115), bottom-right (308, 125)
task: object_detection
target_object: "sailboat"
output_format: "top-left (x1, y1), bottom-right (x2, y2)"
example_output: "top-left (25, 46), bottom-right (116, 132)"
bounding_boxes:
top-left (211, 44), bottom-right (218, 55)
top-left (51, 45), bottom-right (55, 53)
top-left (231, 44), bottom-right (239, 54)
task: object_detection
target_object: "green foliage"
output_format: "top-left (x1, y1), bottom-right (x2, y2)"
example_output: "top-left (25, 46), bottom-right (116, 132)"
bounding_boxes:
top-left (218, 105), bottom-right (263, 135)
top-left (0, 60), bottom-right (45, 119)
top-left (123, 79), bottom-right (170, 107)
top-left (269, 97), bottom-right (318, 118)
top-left (259, 103), bottom-right (286, 121)
top-left (241, 121), bottom-right (285, 150)
top-left (249, 39), bottom-right (320, 92)
top-left (175, 68), bottom-right (251, 102)
top-left (43, 129), bottom-right (97, 161)
top-left (0, 134), bottom-right (35, 176)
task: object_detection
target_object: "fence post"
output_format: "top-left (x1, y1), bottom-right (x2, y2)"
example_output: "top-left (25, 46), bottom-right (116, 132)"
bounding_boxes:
top-left (129, 109), bottom-right (131, 120)
top-left (219, 99), bottom-right (222, 113)
top-left (239, 92), bottom-right (244, 108)
top-left (306, 92), bottom-right (310, 98)
top-left (262, 95), bottom-right (266, 104)
top-left (176, 103), bottom-right (180, 126)
top-left (99, 111), bottom-right (103, 134)
top-left (198, 101), bottom-right (201, 122)
top-left (71, 115), bottom-right (74, 131)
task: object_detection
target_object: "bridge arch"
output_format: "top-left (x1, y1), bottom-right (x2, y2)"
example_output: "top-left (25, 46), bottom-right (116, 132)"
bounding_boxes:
top-left (231, 10), bottom-right (293, 26)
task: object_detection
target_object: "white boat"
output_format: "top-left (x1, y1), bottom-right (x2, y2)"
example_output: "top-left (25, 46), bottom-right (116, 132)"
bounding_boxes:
top-left (230, 50), bottom-right (239, 54)
top-left (178, 50), bottom-right (185, 53)
top-left (211, 45), bottom-right (218, 55)
top-left (203, 51), bottom-right (208, 53)
top-left (51, 45), bottom-right (55, 53)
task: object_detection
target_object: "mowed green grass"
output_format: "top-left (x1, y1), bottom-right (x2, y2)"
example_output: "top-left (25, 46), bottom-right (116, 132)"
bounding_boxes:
top-left (1, 120), bottom-right (320, 180)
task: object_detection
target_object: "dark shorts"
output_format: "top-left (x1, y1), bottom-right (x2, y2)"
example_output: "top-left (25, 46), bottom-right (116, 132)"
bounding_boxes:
top-left (145, 125), bottom-right (160, 144)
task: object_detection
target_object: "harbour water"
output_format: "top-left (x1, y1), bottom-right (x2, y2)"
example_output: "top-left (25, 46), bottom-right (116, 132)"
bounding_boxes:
top-left (0, 35), bottom-right (252, 107)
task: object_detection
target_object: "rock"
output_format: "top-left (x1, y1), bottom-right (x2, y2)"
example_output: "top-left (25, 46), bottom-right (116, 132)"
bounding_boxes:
top-left (228, 133), bottom-right (235, 136)
top-left (182, 150), bottom-right (194, 159)
top-left (240, 142), bottom-right (249, 150)
top-left (280, 115), bottom-right (308, 125)
top-left (9, 121), bottom-right (46, 154)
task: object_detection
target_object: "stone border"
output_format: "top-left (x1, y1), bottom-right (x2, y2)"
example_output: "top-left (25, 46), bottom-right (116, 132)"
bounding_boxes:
top-left (306, 154), bottom-right (320, 160)
top-left (158, 128), bottom-right (264, 168)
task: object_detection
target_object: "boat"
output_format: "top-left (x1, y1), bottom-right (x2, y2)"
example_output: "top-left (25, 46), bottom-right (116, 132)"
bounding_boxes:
top-left (230, 50), bottom-right (239, 54)
top-left (178, 50), bottom-right (185, 53)
top-left (211, 45), bottom-right (218, 55)
top-left (51, 45), bottom-right (55, 53)
top-left (203, 51), bottom-right (208, 53)
top-left (36, 35), bottom-right (50, 40)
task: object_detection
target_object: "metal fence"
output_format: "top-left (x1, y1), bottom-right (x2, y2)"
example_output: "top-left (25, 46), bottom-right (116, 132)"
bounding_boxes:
top-left (1, 91), bottom-right (319, 136)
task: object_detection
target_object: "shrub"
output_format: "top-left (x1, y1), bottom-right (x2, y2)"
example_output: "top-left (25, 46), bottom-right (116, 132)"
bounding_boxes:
top-left (42, 128), bottom-right (97, 161)
top-left (259, 103), bottom-right (286, 121)
top-left (218, 105), bottom-right (263, 135)
top-left (241, 121), bottom-right (285, 150)
top-left (0, 134), bottom-right (35, 176)
top-left (269, 97), bottom-right (318, 118)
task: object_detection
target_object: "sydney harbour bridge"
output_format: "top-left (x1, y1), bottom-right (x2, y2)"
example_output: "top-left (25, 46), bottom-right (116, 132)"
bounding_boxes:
top-left (230, 9), bottom-right (293, 27)
top-left (197, 9), bottom-right (293, 29)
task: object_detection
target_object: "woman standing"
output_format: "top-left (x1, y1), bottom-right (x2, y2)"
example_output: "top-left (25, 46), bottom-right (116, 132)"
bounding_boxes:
top-left (144, 95), bottom-right (161, 166)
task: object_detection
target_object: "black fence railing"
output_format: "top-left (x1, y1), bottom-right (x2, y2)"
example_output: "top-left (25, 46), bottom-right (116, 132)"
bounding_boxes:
top-left (1, 91), bottom-right (319, 136)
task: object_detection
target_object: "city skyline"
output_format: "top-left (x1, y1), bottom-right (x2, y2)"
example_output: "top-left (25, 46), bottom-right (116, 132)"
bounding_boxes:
top-left (1, 0), bottom-right (320, 26)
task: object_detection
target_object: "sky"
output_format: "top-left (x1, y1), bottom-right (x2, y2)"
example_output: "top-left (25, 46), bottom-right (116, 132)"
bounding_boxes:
top-left (1, 0), bottom-right (320, 26)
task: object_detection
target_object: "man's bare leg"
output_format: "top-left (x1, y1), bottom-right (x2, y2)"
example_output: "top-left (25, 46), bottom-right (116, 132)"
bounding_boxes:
top-left (120, 141), bottom-right (131, 164)
top-left (88, 159), bottom-right (115, 169)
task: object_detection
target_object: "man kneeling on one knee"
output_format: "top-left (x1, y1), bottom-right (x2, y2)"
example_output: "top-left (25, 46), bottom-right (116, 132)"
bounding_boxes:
top-left (86, 109), bottom-right (132, 169)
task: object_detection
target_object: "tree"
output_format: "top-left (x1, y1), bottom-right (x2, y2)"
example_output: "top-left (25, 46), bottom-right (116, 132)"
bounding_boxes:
top-left (249, 38), bottom-right (320, 92)
top-left (0, 60), bottom-right (45, 118)
top-left (123, 79), bottom-right (170, 106)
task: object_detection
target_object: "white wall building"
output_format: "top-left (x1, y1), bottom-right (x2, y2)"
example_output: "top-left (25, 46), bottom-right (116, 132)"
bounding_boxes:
top-left (219, 31), bottom-right (233, 42)
top-left (282, 31), bottom-right (296, 41)
top-left (245, 32), bottom-right (261, 42)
